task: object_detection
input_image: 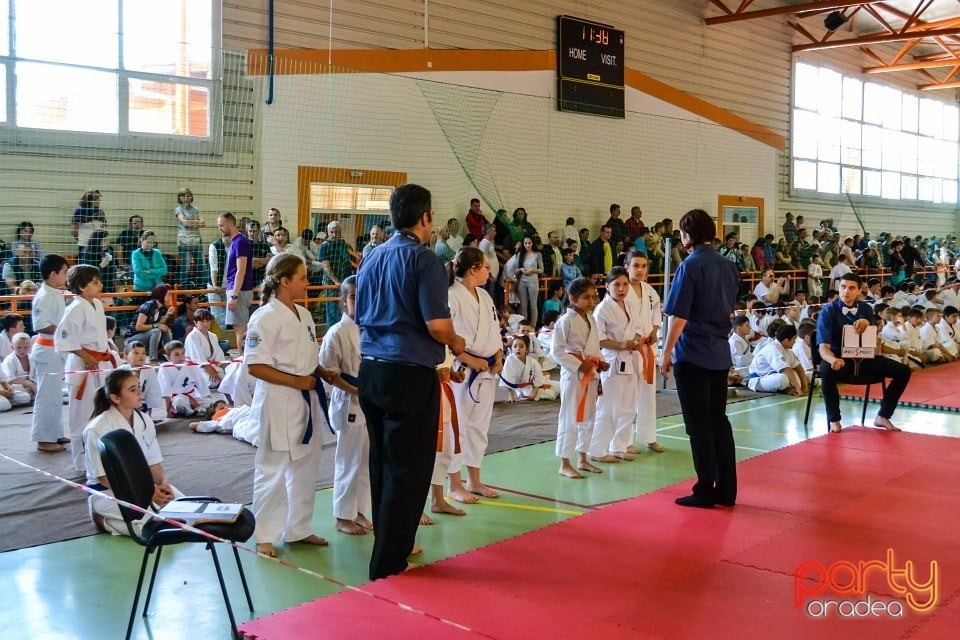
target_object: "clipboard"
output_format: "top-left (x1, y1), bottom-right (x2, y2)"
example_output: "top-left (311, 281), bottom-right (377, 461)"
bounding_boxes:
top-left (156, 501), bottom-right (244, 525)
top-left (841, 325), bottom-right (877, 359)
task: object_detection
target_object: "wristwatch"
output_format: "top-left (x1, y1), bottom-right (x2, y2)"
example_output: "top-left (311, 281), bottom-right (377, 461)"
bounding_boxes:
top-left (230, 294), bottom-right (240, 300)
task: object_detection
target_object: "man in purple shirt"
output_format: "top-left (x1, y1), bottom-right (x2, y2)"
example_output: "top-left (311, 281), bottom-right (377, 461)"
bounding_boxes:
top-left (218, 212), bottom-right (253, 350)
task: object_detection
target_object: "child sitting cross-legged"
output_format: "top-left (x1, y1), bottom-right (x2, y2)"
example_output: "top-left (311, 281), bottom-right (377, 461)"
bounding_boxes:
top-left (498, 335), bottom-right (559, 402)
top-left (158, 340), bottom-right (209, 416)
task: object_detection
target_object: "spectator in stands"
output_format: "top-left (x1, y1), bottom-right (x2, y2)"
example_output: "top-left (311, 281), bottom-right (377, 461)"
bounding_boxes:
top-left (625, 206), bottom-right (645, 244)
top-left (888, 239), bottom-right (907, 286)
top-left (774, 238), bottom-right (795, 270)
top-left (839, 236), bottom-right (856, 265)
top-left (362, 225), bottom-right (383, 258)
top-left (125, 284), bottom-right (172, 363)
top-left (319, 220), bottom-right (355, 326)
top-left (13, 221), bottom-right (42, 258)
top-left (751, 237), bottom-right (769, 272)
top-left (516, 236), bottom-right (544, 328)
top-left (606, 204), bottom-right (628, 248)
top-left (434, 227), bottom-right (455, 263)
top-left (720, 232), bottom-right (743, 269)
top-left (478, 223), bottom-right (500, 299)
top-left (782, 212), bottom-right (799, 244)
top-left (633, 226), bottom-right (650, 256)
top-left (174, 187), bottom-right (206, 286)
top-left (754, 268), bottom-right (789, 305)
top-left (542, 230), bottom-right (564, 279)
top-left (71, 189), bottom-right (106, 251)
top-left (207, 231), bottom-right (228, 326)
top-left (295, 228), bottom-right (325, 281)
top-left (578, 228), bottom-right (592, 271)
top-left (589, 225), bottom-right (614, 276)
top-left (262, 207), bottom-right (283, 244)
top-left (444, 218), bottom-right (464, 254)
top-left (244, 220), bottom-right (271, 288)
top-left (2, 243), bottom-right (41, 294)
top-left (115, 215), bottom-right (144, 269)
top-left (562, 216), bottom-right (579, 248)
top-left (465, 198), bottom-right (488, 238)
top-left (512, 207), bottom-right (538, 240)
top-left (762, 234), bottom-right (776, 270)
top-left (739, 242), bottom-right (756, 273)
top-left (131, 229), bottom-right (168, 292)
top-left (171, 294), bottom-right (199, 342)
top-left (78, 229), bottom-right (117, 294)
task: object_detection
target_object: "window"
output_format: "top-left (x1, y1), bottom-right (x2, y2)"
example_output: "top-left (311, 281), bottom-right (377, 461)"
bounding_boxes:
top-left (1, 0), bottom-right (218, 148)
top-left (792, 61), bottom-right (959, 204)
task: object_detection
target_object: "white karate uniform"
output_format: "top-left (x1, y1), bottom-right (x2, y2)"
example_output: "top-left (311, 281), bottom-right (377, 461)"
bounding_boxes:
top-left (729, 333), bottom-right (753, 379)
top-left (891, 291), bottom-right (912, 309)
top-left (627, 282), bottom-right (660, 447)
top-left (158, 362), bottom-right (209, 416)
top-left (919, 323), bottom-right (944, 362)
top-left (192, 404), bottom-right (260, 446)
top-left (536, 328), bottom-right (557, 371)
top-left (184, 329), bottom-right (226, 389)
top-left (791, 339), bottom-right (815, 381)
top-left (498, 353), bottom-right (558, 400)
top-left (30, 282), bottom-right (67, 444)
top-left (938, 318), bottom-right (959, 357)
top-left (219, 358), bottom-right (255, 408)
top-left (132, 366), bottom-right (163, 416)
top-left (431, 350), bottom-right (459, 486)
top-left (2, 352), bottom-right (35, 403)
top-left (56, 297), bottom-right (118, 472)
top-left (245, 298), bottom-right (330, 545)
top-left (591, 296), bottom-right (641, 457)
top-left (0, 332), bottom-right (12, 361)
top-left (807, 263), bottom-right (823, 298)
top-left (318, 314), bottom-right (371, 522)
top-left (83, 407), bottom-right (182, 536)
top-left (748, 341), bottom-right (800, 392)
top-left (551, 308), bottom-right (601, 460)
top-left (448, 282), bottom-right (501, 471)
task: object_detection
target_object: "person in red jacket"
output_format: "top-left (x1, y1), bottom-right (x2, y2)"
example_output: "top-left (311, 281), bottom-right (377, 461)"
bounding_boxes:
top-left (465, 198), bottom-right (488, 239)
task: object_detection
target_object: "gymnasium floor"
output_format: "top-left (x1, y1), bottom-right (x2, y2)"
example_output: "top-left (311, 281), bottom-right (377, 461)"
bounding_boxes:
top-left (3, 392), bottom-right (960, 640)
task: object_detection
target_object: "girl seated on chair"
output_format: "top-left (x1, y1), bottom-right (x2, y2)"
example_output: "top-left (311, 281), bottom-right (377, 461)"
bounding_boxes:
top-left (83, 369), bottom-right (182, 536)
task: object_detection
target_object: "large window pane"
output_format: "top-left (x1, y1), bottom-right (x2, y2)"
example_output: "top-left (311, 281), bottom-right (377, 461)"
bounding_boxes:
top-left (944, 104), bottom-right (959, 142)
top-left (902, 94), bottom-right (919, 133)
top-left (863, 82), bottom-right (885, 124)
top-left (794, 160), bottom-right (817, 190)
top-left (818, 67), bottom-right (842, 116)
top-left (842, 76), bottom-right (862, 120)
top-left (795, 63), bottom-right (819, 111)
top-left (793, 109), bottom-right (818, 159)
top-left (0, 2), bottom-right (8, 56)
top-left (918, 177), bottom-right (935, 201)
top-left (842, 167), bottom-right (861, 195)
top-left (918, 137), bottom-right (937, 175)
top-left (16, 0), bottom-right (118, 68)
top-left (863, 170), bottom-right (882, 196)
top-left (936, 140), bottom-right (958, 179)
top-left (129, 79), bottom-right (209, 136)
top-left (862, 125), bottom-right (882, 169)
top-left (901, 175), bottom-right (917, 200)
top-left (818, 114), bottom-right (841, 162)
top-left (882, 171), bottom-right (900, 199)
top-left (881, 85), bottom-right (902, 130)
top-left (818, 162), bottom-right (840, 194)
top-left (123, 0), bottom-right (212, 79)
top-left (943, 180), bottom-right (958, 204)
top-left (841, 120), bottom-right (861, 165)
top-left (900, 132), bottom-right (918, 175)
top-left (919, 98), bottom-right (943, 137)
top-left (881, 129), bottom-right (901, 171)
top-left (16, 62), bottom-right (118, 133)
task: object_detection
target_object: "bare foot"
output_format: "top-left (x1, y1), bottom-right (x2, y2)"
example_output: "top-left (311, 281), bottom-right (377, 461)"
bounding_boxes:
top-left (189, 422), bottom-right (200, 432)
top-left (626, 445), bottom-right (642, 455)
top-left (336, 518), bottom-right (368, 535)
top-left (292, 534), bottom-right (328, 546)
top-left (611, 452), bottom-right (635, 461)
top-left (448, 487), bottom-right (480, 504)
top-left (467, 483), bottom-right (499, 498)
top-left (829, 421), bottom-right (843, 433)
top-left (431, 500), bottom-right (466, 516)
top-left (409, 543), bottom-right (423, 556)
top-left (355, 513), bottom-right (373, 530)
top-left (256, 542), bottom-right (277, 557)
top-left (589, 454), bottom-right (620, 464)
top-left (874, 416), bottom-right (902, 432)
top-left (647, 442), bottom-right (666, 453)
top-left (420, 512), bottom-right (435, 526)
top-left (37, 442), bottom-right (66, 453)
top-left (404, 561), bottom-right (420, 571)
top-left (578, 461), bottom-right (603, 474)
top-left (558, 466), bottom-right (584, 479)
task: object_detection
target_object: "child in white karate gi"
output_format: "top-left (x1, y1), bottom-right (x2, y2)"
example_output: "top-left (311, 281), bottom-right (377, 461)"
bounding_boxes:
top-left (189, 400), bottom-right (260, 446)
top-left (184, 308), bottom-right (225, 389)
top-left (124, 341), bottom-right (163, 418)
top-left (626, 250), bottom-right (664, 454)
top-left (498, 335), bottom-right (559, 402)
top-left (2, 333), bottom-right (36, 400)
top-left (30, 254), bottom-right (69, 453)
top-left (158, 341), bottom-right (209, 416)
top-left (729, 315), bottom-right (754, 380)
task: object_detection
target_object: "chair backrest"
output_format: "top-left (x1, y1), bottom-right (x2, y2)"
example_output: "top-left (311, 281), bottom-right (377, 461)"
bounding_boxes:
top-left (97, 429), bottom-right (157, 528)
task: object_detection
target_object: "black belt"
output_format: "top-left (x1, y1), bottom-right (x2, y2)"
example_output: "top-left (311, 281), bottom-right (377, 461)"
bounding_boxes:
top-left (362, 356), bottom-right (420, 367)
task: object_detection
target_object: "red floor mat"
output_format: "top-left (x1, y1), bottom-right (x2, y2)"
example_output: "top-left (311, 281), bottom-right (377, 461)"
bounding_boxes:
top-left (240, 427), bottom-right (960, 640)
top-left (838, 360), bottom-right (960, 411)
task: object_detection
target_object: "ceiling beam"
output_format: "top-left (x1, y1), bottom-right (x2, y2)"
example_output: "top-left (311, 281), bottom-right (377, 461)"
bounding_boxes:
top-left (918, 80), bottom-right (960, 90)
top-left (705, 1), bottom-right (881, 26)
top-left (793, 26), bottom-right (960, 52)
top-left (865, 57), bottom-right (960, 73)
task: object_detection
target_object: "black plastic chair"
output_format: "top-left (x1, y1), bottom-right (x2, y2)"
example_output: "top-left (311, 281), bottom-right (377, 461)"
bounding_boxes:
top-left (803, 329), bottom-right (886, 431)
top-left (97, 429), bottom-right (255, 640)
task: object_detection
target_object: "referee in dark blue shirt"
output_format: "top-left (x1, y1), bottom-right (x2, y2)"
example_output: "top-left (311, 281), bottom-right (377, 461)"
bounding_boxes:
top-left (816, 272), bottom-right (910, 433)
top-left (356, 184), bottom-right (466, 579)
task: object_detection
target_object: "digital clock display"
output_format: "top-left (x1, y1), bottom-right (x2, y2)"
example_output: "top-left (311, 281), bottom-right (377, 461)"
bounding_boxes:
top-left (557, 15), bottom-right (625, 118)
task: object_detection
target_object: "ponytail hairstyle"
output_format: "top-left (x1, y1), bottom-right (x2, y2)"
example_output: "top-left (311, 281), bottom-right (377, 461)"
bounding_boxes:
top-left (91, 369), bottom-right (139, 420)
top-left (447, 246), bottom-right (486, 286)
top-left (339, 275), bottom-right (357, 311)
top-left (261, 253), bottom-right (305, 305)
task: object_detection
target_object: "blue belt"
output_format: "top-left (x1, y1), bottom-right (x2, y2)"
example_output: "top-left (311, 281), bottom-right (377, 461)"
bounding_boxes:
top-left (340, 372), bottom-right (359, 388)
top-left (300, 371), bottom-right (332, 444)
top-left (87, 483), bottom-right (108, 492)
top-left (464, 354), bottom-right (498, 403)
top-left (498, 374), bottom-right (522, 389)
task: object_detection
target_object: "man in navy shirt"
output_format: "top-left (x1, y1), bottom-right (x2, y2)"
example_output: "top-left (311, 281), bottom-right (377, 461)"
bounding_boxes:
top-left (817, 272), bottom-right (910, 433)
top-left (356, 184), bottom-right (466, 579)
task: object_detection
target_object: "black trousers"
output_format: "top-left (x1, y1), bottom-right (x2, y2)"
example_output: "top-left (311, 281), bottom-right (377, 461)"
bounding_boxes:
top-left (819, 357), bottom-right (911, 423)
top-left (359, 359), bottom-right (440, 580)
top-left (673, 362), bottom-right (737, 504)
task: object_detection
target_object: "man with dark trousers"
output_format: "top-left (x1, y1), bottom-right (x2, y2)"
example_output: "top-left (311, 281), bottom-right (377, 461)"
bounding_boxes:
top-left (817, 272), bottom-right (911, 433)
top-left (356, 184), bottom-right (466, 579)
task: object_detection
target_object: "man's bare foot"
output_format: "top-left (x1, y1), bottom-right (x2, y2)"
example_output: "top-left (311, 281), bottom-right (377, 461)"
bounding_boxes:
top-left (626, 445), bottom-right (642, 455)
top-left (578, 461), bottom-right (603, 474)
top-left (589, 454), bottom-right (620, 464)
top-left (37, 442), bottom-right (66, 453)
top-left (292, 534), bottom-right (328, 546)
top-left (829, 421), bottom-right (843, 433)
top-left (189, 422), bottom-right (200, 432)
top-left (647, 442), bottom-right (666, 453)
top-left (874, 416), bottom-right (902, 432)
top-left (336, 518), bottom-right (367, 535)
top-left (559, 466), bottom-right (584, 479)
top-left (355, 514), bottom-right (373, 530)
top-left (420, 512), bottom-right (435, 526)
top-left (431, 500), bottom-right (466, 516)
top-left (409, 543), bottom-right (423, 556)
top-left (256, 542), bottom-right (277, 557)
top-left (467, 483), bottom-right (499, 498)
top-left (448, 487), bottom-right (480, 504)
top-left (611, 452), bottom-right (635, 461)
top-left (404, 561), bottom-right (420, 571)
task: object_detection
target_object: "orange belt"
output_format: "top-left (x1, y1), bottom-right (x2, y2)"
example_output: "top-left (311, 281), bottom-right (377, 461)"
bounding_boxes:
top-left (639, 338), bottom-right (656, 385)
top-left (212, 407), bottom-right (230, 420)
top-left (437, 373), bottom-right (461, 454)
top-left (173, 389), bottom-right (201, 408)
top-left (75, 348), bottom-right (118, 400)
top-left (572, 354), bottom-right (601, 422)
top-left (36, 336), bottom-right (56, 347)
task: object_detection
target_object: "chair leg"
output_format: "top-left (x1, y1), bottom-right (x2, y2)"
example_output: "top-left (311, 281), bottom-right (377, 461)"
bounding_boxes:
top-left (126, 548), bottom-right (152, 640)
top-left (232, 544), bottom-right (254, 612)
top-left (142, 545), bottom-right (164, 616)
top-left (861, 384), bottom-right (871, 426)
top-left (208, 542), bottom-right (241, 639)
top-left (803, 379), bottom-right (815, 426)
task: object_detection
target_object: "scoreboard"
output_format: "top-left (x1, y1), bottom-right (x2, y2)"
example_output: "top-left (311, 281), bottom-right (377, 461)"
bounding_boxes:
top-left (557, 15), bottom-right (625, 118)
